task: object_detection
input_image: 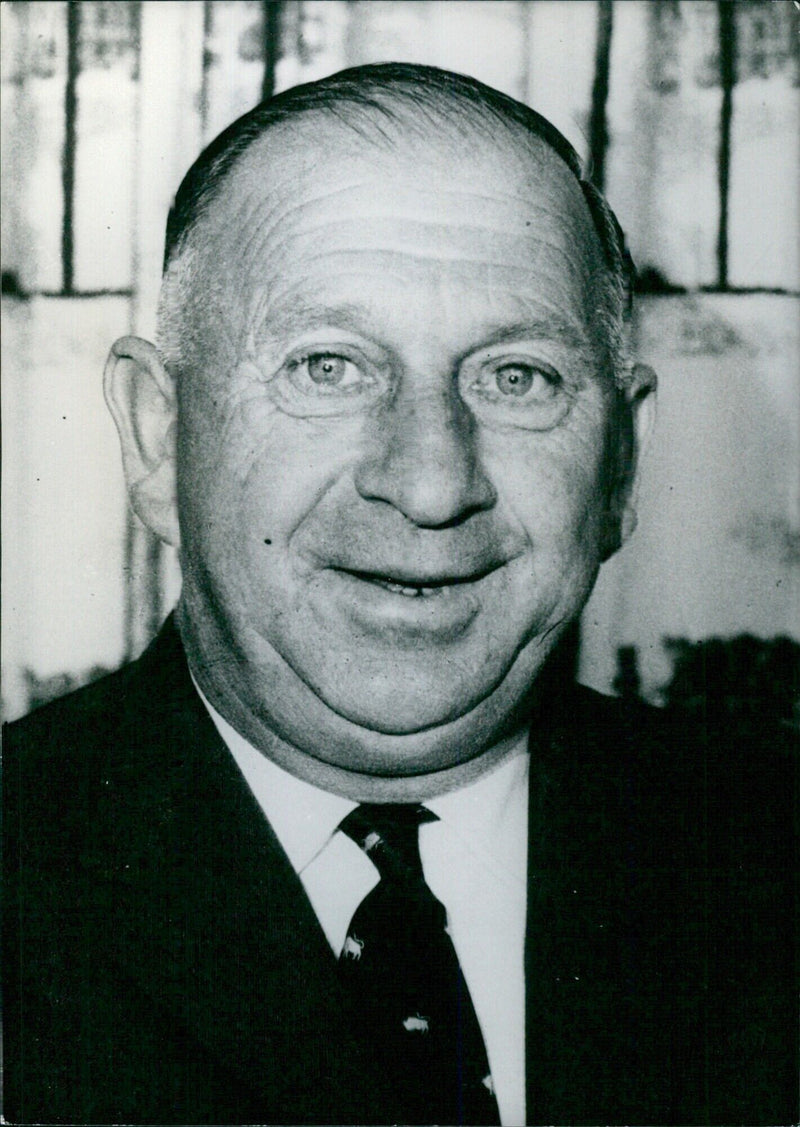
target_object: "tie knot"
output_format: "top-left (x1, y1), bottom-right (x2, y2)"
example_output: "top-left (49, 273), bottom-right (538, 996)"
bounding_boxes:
top-left (340, 803), bottom-right (438, 883)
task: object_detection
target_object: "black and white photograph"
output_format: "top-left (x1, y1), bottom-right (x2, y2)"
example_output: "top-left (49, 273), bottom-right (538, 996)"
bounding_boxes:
top-left (2, 2), bottom-right (798, 1124)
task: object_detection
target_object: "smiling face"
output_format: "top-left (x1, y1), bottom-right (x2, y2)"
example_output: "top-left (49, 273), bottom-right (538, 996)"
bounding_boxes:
top-left (170, 118), bottom-right (640, 790)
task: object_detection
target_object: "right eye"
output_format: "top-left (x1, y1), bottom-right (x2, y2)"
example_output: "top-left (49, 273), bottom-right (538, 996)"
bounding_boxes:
top-left (263, 344), bottom-right (389, 418)
top-left (288, 352), bottom-right (366, 396)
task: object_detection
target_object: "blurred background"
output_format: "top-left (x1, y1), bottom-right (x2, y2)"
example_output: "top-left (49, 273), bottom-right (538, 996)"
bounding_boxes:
top-left (2, 0), bottom-right (798, 724)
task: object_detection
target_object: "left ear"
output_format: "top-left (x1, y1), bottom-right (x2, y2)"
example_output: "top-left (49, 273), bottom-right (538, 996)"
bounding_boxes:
top-left (601, 362), bottom-right (657, 560)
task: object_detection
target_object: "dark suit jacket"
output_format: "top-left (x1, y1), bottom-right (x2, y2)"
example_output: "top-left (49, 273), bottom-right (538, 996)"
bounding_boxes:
top-left (3, 618), bottom-right (797, 1125)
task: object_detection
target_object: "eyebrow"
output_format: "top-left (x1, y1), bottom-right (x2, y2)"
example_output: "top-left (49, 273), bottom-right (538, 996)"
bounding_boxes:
top-left (472, 318), bottom-right (594, 356)
top-left (254, 303), bottom-right (371, 344)
top-left (255, 303), bottom-right (596, 360)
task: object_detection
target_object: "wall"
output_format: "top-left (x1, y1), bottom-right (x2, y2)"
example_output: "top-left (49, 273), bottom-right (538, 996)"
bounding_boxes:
top-left (2, 0), bottom-right (798, 718)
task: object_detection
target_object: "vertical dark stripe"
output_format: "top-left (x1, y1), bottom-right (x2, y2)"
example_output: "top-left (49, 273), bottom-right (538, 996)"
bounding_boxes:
top-left (261, 0), bottom-right (282, 101)
top-left (145, 529), bottom-right (164, 642)
top-left (588, 0), bottom-right (614, 191)
top-left (717, 0), bottom-right (736, 289)
top-left (123, 514), bottom-right (136, 659)
top-left (200, 0), bottom-right (213, 137)
top-left (62, 0), bottom-right (80, 294)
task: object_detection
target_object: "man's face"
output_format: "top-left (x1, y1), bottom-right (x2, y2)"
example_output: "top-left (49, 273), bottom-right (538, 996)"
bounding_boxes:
top-left (175, 122), bottom-right (631, 775)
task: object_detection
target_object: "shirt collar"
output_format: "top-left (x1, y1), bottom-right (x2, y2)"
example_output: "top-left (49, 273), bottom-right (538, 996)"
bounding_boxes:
top-left (427, 747), bottom-right (529, 884)
top-left (194, 678), bottom-right (529, 880)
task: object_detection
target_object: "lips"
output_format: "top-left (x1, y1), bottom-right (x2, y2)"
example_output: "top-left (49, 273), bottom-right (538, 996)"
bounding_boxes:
top-left (308, 557), bottom-right (508, 641)
top-left (337, 564), bottom-right (501, 598)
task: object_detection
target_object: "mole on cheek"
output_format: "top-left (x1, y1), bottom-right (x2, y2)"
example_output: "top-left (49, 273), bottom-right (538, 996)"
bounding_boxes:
top-left (263, 537), bottom-right (272, 545)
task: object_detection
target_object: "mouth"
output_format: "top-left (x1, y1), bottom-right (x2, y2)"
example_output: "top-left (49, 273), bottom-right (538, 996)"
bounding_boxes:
top-left (312, 559), bottom-right (508, 640)
top-left (337, 566), bottom-right (499, 598)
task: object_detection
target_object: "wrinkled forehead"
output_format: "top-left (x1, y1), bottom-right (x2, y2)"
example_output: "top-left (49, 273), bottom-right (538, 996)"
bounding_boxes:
top-left (182, 115), bottom-right (609, 365)
top-left (199, 113), bottom-right (603, 271)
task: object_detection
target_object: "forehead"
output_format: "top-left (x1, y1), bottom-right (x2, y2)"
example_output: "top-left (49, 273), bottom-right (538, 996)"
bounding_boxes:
top-left (197, 116), bottom-right (606, 349)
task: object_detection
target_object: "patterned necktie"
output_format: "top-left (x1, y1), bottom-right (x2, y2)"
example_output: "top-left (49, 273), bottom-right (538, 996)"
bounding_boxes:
top-left (338, 803), bottom-right (501, 1126)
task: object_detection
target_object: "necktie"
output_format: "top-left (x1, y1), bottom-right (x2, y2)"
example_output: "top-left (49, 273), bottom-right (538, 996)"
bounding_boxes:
top-left (338, 803), bottom-right (501, 1126)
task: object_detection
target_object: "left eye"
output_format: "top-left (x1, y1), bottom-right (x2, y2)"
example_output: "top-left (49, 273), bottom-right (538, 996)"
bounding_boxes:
top-left (493, 363), bottom-right (551, 398)
top-left (292, 352), bottom-right (363, 394)
top-left (459, 354), bottom-right (569, 430)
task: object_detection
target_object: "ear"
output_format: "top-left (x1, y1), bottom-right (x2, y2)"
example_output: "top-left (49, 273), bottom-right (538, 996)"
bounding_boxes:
top-left (601, 362), bottom-right (657, 560)
top-left (104, 335), bottom-right (181, 547)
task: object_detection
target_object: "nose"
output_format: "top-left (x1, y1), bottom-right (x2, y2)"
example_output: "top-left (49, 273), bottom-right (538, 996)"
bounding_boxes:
top-left (353, 384), bottom-right (496, 528)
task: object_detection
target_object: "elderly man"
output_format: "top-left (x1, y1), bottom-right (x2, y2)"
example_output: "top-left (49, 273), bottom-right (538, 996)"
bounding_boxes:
top-left (3, 64), bottom-right (795, 1126)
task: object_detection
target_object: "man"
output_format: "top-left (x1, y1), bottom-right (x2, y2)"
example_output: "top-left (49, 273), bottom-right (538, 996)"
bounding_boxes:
top-left (3, 64), bottom-right (796, 1126)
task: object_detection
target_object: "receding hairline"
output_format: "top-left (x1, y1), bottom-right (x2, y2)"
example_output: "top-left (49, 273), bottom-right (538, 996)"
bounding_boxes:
top-left (163, 63), bottom-right (594, 270)
top-left (198, 108), bottom-right (600, 247)
top-left (158, 63), bottom-right (635, 385)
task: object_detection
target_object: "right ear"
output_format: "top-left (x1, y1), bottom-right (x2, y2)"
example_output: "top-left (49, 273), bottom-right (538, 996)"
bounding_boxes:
top-left (104, 335), bottom-right (181, 547)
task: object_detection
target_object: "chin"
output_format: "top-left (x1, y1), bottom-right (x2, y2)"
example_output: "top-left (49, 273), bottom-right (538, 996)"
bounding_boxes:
top-left (306, 651), bottom-right (514, 735)
top-left (321, 684), bottom-right (474, 736)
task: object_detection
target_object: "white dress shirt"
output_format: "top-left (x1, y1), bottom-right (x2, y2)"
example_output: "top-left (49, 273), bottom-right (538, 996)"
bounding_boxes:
top-left (198, 688), bottom-right (528, 1126)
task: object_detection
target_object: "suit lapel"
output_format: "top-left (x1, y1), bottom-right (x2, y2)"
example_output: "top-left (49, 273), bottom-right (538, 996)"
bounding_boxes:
top-left (525, 688), bottom-right (677, 1125)
top-left (95, 620), bottom-right (393, 1123)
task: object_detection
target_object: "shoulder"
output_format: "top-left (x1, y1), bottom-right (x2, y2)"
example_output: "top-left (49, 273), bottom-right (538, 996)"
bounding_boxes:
top-left (3, 662), bottom-right (135, 867)
top-left (569, 679), bottom-right (797, 783)
top-left (5, 659), bottom-right (136, 764)
top-left (530, 685), bottom-right (798, 1125)
top-left (3, 617), bottom-right (194, 862)
top-left (543, 681), bottom-right (797, 866)
top-left (4, 615), bottom-right (188, 765)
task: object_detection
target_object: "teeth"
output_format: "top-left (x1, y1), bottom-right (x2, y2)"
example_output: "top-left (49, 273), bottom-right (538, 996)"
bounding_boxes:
top-left (378, 579), bottom-right (437, 597)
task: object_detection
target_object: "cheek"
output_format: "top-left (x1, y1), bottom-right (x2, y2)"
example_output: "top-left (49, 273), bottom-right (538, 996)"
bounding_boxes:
top-left (209, 404), bottom-right (366, 569)
top-left (487, 421), bottom-right (611, 555)
top-left (179, 370), bottom-right (321, 509)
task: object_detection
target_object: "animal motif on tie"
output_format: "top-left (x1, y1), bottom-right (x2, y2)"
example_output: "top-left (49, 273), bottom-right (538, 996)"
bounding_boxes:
top-left (402, 1013), bottom-right (430, 1033)
top-left (342, 934), bottom-right (364, 960)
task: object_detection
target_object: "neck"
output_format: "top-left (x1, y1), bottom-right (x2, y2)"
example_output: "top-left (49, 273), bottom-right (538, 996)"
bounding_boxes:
top-left (177, 599), bottom-right (534, 803)
top-left (198, 674), bottom-right (529, 801)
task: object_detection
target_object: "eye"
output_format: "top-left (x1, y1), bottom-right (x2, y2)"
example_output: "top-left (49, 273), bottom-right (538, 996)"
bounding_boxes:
top-left (261, 344), bottom-right (388, 418)
top-left (494, 362), bottom-right (552, 398)
top-left (459, 352), bottom-right (570, 431)
top-left (309, 354), bottom-right (346, 385)
top-left (290, 352), bottom-right (364, 395)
